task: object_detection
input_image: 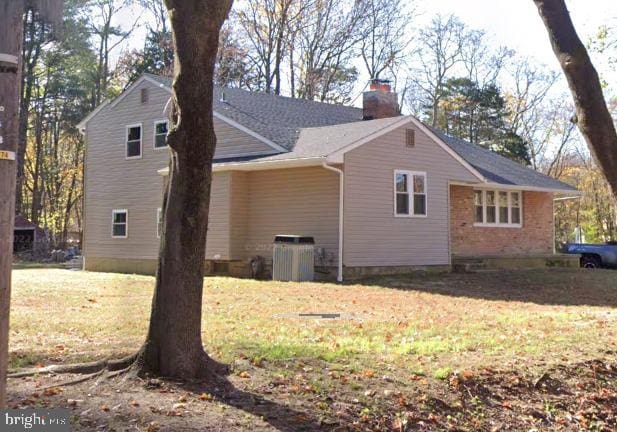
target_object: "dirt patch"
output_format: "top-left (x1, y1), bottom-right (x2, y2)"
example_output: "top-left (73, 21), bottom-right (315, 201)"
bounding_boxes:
top-left (7, 354), bottom-right (617, 431)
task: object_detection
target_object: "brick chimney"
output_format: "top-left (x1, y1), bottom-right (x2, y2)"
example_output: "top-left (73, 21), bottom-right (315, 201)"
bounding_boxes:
top-left (363, 79), bottom-right (399, 120)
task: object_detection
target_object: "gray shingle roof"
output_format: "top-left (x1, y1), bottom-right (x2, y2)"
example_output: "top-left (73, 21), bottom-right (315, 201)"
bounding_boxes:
top-left (145, 74), bottom-right (576, 192)
top-left (144, 73), bottom-right (363, 149)
top-left (244, 116), bottom-right (407, 162)
top-left (427, 126), bottom-right (577, 192)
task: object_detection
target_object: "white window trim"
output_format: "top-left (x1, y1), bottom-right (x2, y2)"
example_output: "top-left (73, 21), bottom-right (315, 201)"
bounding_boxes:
top-left (156, 208), bottom-right (162, 238)
top-left (473, 189), bottom-right (523, 228)
top-left (125, 123), bottom-right (143, 160)
top-left (111, 209), bottom-right (128, 238)
top-left (153, 119), bottom-right (169, 150)
top-left (393, 170), bottom-right (428, 218)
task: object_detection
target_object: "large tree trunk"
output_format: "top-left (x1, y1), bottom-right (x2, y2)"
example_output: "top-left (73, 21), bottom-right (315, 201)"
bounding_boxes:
top-left (135, 0), bottom-right (233, 379)
top-left (533, 0), bottom-right (617, 198)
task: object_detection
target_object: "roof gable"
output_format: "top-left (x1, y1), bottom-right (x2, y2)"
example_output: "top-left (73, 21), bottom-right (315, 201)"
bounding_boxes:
top-left (79, 73), bottom-right (363, 150)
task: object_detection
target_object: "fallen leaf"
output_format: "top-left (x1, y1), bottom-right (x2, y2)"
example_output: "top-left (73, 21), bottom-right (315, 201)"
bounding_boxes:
top-left (43, 387), bottom-right (63, 397)
top-left (362, 369), bottom-right (375, 378)
top-left (199, 393), bottom-right (213, 401)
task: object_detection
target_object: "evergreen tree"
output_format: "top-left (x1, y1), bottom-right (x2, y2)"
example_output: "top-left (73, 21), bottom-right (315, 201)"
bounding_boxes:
top-left (431, 77), bottom-right (531, 164)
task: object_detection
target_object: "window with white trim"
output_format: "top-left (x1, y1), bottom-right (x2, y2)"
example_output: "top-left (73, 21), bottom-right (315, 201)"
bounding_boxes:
top-left (112, 210), bottom-right (128, 238)
top-left (394, 170), bottom-right (427, 217)
top-left (156, 208), bottom-right (163, 238)
top-left (154, 120), bottom-right (168, 149)
top-left (474, 190), bottom-right (522, 227)
top-left (126, 124), bottom-right (142, 158)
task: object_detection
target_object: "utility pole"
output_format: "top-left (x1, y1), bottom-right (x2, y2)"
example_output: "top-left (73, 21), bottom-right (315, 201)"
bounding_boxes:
top-left (0, 0), bottom-right (62, 408)
top-left (0, 0), bottom-right (26, 409)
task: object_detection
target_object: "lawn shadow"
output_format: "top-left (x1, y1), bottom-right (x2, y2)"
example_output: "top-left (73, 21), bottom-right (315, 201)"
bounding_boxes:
top-left (179, 366), bottom-right (336, 432)
top-left (7, 361), bottom-right (337, 432)
top-left (355, 268), bottom-right (617, 308)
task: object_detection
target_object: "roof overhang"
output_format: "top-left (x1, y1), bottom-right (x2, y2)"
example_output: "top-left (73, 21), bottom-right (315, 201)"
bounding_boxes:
top-left (450, 180), bottom-right (583, 196)
top-left (157, 156), bottom-right (326, 176)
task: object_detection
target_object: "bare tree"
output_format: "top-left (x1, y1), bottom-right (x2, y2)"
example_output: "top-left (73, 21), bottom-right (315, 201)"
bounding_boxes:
top-left (359, 0), bottom-right (414, 80)
top-left (87, 0), bottom-right (139, 105)
top-left (507, 58), bottom-right (558, 134)
top-left (295, 0), bottom-right (366, 102)
top-left (411, 14), bottom-right (466, 126)
top-left (461, 29), bottom-right (511, 89)
top-left (215, 23), bottom-right (256, 89)
top-left (139, 0), bottom-right (168, 33)
top-left (534, 0), bottom-right (617, 198)
top-left (235, 0), bottom-right (304, 94)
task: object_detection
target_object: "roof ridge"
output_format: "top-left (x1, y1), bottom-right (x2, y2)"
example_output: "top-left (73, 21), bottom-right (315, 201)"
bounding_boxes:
top-left (298, 115), bottom-right (404, 132)
top-left (143, 73), bottom-right (362, 112)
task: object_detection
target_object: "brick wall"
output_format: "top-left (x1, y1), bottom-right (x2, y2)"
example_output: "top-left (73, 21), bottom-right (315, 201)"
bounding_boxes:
top-left (450, 185), bottom-right (554, 256)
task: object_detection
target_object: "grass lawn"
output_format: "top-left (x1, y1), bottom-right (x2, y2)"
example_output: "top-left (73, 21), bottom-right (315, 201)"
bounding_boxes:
top-left (7, 268), bottom-right (617, 431)
top-left (10, 268), bottom-right (617, 374)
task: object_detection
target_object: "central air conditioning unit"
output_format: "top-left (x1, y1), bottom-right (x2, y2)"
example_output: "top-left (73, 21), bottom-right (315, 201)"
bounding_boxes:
top-left (272, 235), bottom-right (315, 282)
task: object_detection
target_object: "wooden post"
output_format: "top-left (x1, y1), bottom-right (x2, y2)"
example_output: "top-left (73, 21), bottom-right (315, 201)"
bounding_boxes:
top-left (0, 0), bottom-right (25, 409)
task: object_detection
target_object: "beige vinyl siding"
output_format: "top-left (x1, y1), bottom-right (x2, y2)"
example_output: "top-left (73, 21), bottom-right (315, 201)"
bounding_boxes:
top-left (84, 80), bottom-right (170, 260)
top-left (241, 167), bottom-right (340, 264)
top-left (343, 124), bottom-right (479, 267)
top-left (205, 172), bottom-right (231, 260)
top-left (83, 80), bottom-right (272, 262)
top-left (229, 172), bottom-right (249, 259)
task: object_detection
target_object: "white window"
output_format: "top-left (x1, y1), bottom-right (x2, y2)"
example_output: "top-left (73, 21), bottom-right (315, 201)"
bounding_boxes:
top-left (112, 209), bottom-right (128, 238)
top-left (473, 190), bottom-right (522, 227)
top-left (154, 120), bottom-right (168, 149)
top-left (156, 208), bottom-right (163, 238)
top-left (394, 170), bottom-right (427, 217)
top-left (126, 124), bottom-right (142, 159)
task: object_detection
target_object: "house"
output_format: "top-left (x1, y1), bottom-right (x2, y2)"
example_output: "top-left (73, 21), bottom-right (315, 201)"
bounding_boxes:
top-left (77, 74), bottom-right (580, 280)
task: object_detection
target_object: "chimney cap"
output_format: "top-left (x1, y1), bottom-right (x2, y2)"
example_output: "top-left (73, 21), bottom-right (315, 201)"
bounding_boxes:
top-left (370, 78), bottom-right (392, 85)
top-left (369, 78), bottom-right (393, 93)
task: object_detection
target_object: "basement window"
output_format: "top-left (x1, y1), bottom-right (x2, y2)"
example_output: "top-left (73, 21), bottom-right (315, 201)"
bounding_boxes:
top-left (112, 209), bottom-right (128, 238)
top-left (212, 262), bottom-right (229, 274)
top-left (474, 190), bottom-right (522, 227)
top-left (126, 124), bottom-right (142, 159)
top-left (394, 170), bottom-right (427, 217)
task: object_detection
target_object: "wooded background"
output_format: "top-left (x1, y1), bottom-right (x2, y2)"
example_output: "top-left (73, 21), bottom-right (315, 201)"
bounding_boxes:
top-left (16, 0), bottom-right (617, 250)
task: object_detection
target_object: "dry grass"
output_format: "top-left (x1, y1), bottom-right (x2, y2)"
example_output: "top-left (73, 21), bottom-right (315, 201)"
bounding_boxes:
top-left (9, 268), bottom-right (617, 376)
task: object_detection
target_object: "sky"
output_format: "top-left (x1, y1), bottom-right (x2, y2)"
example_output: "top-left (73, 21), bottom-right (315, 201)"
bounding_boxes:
top-left (417, 0), bottom-right (617, 73)
top-left (119, 0), bottom-right (617, 94)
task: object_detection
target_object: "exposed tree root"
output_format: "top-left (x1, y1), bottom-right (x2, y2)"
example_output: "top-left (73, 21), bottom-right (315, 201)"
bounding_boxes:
top-left (39, 370), bottom-right (106, 390)
top-left (7, 353), bottom-right (138, 379)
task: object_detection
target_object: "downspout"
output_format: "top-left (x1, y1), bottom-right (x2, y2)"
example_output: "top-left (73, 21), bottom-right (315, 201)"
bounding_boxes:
top-left (322, 159), bottom-right (344, 282)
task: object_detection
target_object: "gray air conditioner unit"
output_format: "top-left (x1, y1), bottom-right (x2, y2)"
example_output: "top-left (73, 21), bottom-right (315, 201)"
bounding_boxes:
top-left (272, 235), bottom-right (315, 282)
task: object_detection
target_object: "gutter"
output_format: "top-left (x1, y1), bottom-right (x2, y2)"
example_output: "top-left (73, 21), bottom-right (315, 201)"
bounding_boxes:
top-left (321, 159), bottom-right (344, 282)
top-left (449, 181), bottom-right (583, 196)
top-left (157, 156), bottom-right (325, 176)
